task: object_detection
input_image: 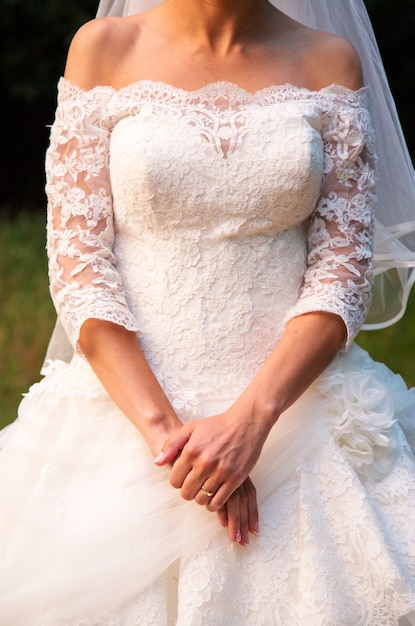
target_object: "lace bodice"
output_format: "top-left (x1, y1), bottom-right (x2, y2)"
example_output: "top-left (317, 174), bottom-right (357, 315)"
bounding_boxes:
top-left (45, 78), bottom-right (376, 398)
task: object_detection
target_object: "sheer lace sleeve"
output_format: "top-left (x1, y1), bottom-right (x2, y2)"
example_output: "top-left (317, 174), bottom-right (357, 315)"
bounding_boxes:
top-left (286, 89), bottom-right (376, 349)
top-left (45, 79), bottom-right (139, 351)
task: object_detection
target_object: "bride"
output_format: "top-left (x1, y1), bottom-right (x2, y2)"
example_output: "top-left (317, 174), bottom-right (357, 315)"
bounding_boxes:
top-left (1, 0), bottom-right (415, 623)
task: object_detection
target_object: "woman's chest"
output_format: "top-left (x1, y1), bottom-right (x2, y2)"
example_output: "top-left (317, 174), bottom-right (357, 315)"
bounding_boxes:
top-left (108, 97), bottom-right (325, 235)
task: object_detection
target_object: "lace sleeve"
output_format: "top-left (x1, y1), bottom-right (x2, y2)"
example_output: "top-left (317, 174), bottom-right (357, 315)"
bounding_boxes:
top-left (286, 89), bottom-right (376, 349)
top-left (45, 79), bottom-right (139, 351)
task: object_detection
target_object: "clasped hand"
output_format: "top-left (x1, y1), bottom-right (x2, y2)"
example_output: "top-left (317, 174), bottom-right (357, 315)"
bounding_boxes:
top-left (154, 409), bottom-right (270, 545)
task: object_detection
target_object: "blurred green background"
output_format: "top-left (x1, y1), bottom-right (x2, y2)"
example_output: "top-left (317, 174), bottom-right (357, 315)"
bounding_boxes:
top-left (1, 0), bottom-right (415, 428)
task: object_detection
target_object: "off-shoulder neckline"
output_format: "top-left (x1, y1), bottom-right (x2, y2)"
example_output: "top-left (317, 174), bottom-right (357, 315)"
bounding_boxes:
top-left (58, 76), bottom-right (367, 99)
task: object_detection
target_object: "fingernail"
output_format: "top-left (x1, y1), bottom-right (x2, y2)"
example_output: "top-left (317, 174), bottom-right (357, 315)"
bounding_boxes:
top-left (153, 452), bottom-right (164, 463)
top-left (251, 522), bottom-right (259, 535)
top-left (235, 530), bottom-right (242, 543)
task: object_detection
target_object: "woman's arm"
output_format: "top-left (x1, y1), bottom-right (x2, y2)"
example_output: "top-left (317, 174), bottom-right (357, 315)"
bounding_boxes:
top-left (47, 25), bottom-right (184, 452)
top-left (79, 320), bottom-right (182, 455)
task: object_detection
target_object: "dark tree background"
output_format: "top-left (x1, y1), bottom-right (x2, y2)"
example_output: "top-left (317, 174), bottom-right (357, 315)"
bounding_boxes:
top-left (1, 0), bottom-right (414, 216)
top-left (1, 0), bottom-right (98, 216)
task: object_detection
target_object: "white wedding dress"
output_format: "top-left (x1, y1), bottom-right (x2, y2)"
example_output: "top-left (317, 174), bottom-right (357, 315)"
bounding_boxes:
top-left (1, 78), bottom-right (415, 625)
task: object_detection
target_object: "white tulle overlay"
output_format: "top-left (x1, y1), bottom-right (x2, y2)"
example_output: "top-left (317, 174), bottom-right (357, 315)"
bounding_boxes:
top-left (1, 79), bottom-right (415, 624)
top-left (1, 347), bottom-right (415, 625)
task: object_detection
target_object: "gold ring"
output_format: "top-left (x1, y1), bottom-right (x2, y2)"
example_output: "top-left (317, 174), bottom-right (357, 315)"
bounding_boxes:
top-left (200, 485), bottom-right (216, 498)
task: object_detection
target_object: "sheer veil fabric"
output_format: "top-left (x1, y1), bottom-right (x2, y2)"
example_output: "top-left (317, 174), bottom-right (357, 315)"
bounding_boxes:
top-left (95, 0), bottom-right (415, 327)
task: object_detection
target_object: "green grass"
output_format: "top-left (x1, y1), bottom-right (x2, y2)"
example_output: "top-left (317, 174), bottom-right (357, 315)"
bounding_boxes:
top-left (0, 212), bottom-right (414, 430)
top-left (0, 212), bottom-right (55, 429)
top-left (357, 296), bottom-right (415, 387)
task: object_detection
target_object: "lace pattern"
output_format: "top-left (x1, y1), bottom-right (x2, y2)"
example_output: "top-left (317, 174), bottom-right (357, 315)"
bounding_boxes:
top-left (3, 345), bottom-right (415, 625)
top-left (46, 79), bottom-right (375, 358)
top-left (45, 85), bottom-right (140, 349)
top-left (171, 434), bottom-right (415, 626)
top-left (286, 96), bottom-right (376, 345)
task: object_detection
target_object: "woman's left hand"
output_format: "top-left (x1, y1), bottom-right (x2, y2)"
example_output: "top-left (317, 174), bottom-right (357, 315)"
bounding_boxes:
top-left (154, 405), bottom-right (272, 513)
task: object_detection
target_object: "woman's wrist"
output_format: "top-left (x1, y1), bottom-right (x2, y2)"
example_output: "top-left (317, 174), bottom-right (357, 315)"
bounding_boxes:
top-left (227, 392), bottom-right (278, 450)
top-left (134, 406), bottom-right (182, 457)
top-left (251, 395), bottom-right (282, 431)
top-left (235, 376), bottom-right (283, 431)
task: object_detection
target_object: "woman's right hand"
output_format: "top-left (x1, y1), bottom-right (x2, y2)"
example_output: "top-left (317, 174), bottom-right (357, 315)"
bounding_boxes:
top-left (215, 477), bottom-right (259, 546)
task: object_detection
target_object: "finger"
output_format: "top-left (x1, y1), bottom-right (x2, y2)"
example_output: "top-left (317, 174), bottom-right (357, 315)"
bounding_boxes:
top-left (169, 460), bottom-right (195, 493)
top-left (216, 506), bottom-right (228, 529)
top-left (153, 427), bottom-right (191, 467)
top-left (245, 477), bottom-right (259, 535)
top-left (224, 491), bottom-right (242, 544)
top-left (205, 480), bottom-right (242, 513)
top-left (170, 446), bottom-right (220, 495)
top-left (193, 481), bottom-right (220, 506)
top-left (236, 483), bottom-right (250, 546)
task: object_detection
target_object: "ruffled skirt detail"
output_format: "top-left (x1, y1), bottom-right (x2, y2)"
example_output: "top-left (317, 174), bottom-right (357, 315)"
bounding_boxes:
top-left (1, 344), bottom-right (415, 625)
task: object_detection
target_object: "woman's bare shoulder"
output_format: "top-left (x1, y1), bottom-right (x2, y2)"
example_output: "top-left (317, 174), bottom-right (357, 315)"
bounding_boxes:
top-left (296, 25), bottom-right (364, 91)
top-left (64, 16), bottom-right (141, 90)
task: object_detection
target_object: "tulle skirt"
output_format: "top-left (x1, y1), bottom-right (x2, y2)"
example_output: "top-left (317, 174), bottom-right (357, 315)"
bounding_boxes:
top-left (1, 343), bottom-right (415, 625)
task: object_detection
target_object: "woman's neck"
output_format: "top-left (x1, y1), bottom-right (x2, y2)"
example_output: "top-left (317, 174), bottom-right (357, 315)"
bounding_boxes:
top-left (162, 0), bottom-right (274, 54)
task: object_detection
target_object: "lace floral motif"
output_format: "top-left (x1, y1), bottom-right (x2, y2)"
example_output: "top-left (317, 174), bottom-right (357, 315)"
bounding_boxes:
top-left (285, 96), bottom-right (376, 347)
top-left (174, 436), bottom-right (415, 626)
top-left (46, 79), bottom-right (375, 370)
top-left (45, 85), bottom-right (140, 349)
